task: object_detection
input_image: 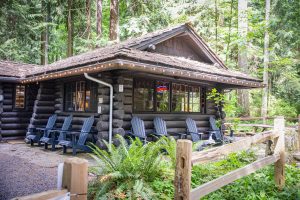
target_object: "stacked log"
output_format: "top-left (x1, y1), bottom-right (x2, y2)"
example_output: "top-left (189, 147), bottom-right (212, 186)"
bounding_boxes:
top-left (27, 82), bottom-right (55, 133)
top-left (1, 83), bottom-right (37, 137)
top-left (0, 83), bottom-right (2, 139)
top-left (94, 74), bottom-right (125, 147)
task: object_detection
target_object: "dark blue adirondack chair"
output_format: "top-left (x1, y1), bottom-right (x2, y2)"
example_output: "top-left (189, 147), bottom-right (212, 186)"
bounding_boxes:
top-left (209, 116), bottom-right (233, 143)
top-left (58, 116), bottom-right (95, 155)
top-left (153, 117), bottom-right (186, 139)
top-left (127, 116), bottom-right (149, 144)
top-left (186, 118), bottom-right (216, 143)
top-left (185, 118), bottom-right (203, 142)
top-left (40, 115), bottom-right (73, 151)
top-left (26, 114), bottom-right (57, 146)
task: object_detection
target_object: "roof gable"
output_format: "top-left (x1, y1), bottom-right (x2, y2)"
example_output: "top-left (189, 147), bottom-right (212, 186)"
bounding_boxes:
top-left (125, 23), bottom-right (227, 69)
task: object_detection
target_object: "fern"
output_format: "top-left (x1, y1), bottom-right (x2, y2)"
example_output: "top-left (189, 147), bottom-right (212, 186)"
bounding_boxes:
top-left (88, 135), bottom-right (174, 200)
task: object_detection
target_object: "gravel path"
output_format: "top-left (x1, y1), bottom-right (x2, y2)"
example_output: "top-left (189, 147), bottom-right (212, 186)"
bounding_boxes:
top-left (0, 141), bottom-right (96, 200)
top-left (0, 153), bottom-right (57, 200)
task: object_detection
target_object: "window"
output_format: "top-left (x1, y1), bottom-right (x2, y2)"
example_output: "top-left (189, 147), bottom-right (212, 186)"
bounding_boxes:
top-left (189, 86), bottom-right (201, 112)
top-left (134, 79), bottom-right (154, 112)
top-left (133, 79), bottom-right (206, 113)
top-left (64, 81), bottom-right (98, 112)
top-left (171, 83), bottom-right (188, 112)
top-left (15, 85), bottom-right (26, 109)
top-left (156, 81), bottom-right (170, 112)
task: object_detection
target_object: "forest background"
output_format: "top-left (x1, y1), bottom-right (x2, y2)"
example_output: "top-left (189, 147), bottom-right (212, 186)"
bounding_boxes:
top-left (0, 0), bottom-right (299, 118)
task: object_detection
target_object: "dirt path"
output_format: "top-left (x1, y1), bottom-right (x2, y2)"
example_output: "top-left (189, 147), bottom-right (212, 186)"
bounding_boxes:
top-left (0, 141), bottom-right (96, 199)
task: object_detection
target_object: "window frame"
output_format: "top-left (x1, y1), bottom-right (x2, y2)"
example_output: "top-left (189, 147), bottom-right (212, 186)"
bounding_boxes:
top-left (63, 80), bottom-right (98, 113)
top-left (133, 78), bottom-right (207, 114)
top-left (13, 84), bottom-right (26, 110)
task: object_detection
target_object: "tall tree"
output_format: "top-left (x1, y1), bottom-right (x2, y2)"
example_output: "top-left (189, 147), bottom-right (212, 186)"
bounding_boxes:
top-left (109, 0), bottom-right (119, 41)
top-left (40, 0), bottom-right (50, 65)
top-left (96, 0), bottom-right (102, 37)
top-left (86, 0), bottom-right (91, 39)
top-left (225, 0), bottom-right (234, 64)
top-left (67, 0), bottom-right (73, 57)
top-left (261, 0), bottom-right (270, 122)
top-left (237, 0), bottom-right (250, 116)
top-left (215, 0), bottom-right (218, 53)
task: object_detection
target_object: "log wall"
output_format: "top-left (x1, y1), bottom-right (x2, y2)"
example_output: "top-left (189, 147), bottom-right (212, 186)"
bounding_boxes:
top-left (0, 82), bottom-right (3, 139)
top-left (1, 82), bottom-right (37, 137)
top-left (24, 71), bottom-right (217, 147)
top-left (120, 76), bottom-right (217, 139)
top-left (27, 82), bottom-right (56, 133)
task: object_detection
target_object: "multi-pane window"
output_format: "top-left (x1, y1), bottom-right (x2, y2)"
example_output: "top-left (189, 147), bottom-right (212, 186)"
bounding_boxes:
top-left (64, 81), bottom-right (98, 112)
top-left (133, 79), bottom-right (206, 113)
top-left (15, 85), bottom-right (25, 109)
top-left (133, 79), bottom-right (154, 112)
top-left (189, 86), bottom-right (201, 112)
top-left (171, 83), bottom-right (189, 112)
top-left (156, 81), bottom-right (170, 112)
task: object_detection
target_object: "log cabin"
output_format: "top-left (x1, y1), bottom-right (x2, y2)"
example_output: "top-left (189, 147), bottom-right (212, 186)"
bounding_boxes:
top-left (0, 23), bottom-right (263, 147)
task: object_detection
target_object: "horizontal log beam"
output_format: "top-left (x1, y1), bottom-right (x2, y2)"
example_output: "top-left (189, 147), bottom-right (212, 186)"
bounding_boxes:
top-left (191, 130), bottom-right (278, 165)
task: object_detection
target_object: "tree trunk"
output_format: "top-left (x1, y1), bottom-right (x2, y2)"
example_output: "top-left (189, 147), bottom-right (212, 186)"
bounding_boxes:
top-left (96, 0), bottom-right (102, 37)
top-left (225, 0), bottom-right (234, 64)
top-left (215, 0), bottom-right (218, 53)
top-left (237, 0), bottom-right (250, 116)
top-left (109, 0), bottom-right (119, 41)
top-left (261, 0), bottom-right (270, 123)
top-left (40, 0), bottom-right (48, 65)
top-left (86, 0), bottom-right (91, 39)
top-left (67, 0), bottom-right (73, 57)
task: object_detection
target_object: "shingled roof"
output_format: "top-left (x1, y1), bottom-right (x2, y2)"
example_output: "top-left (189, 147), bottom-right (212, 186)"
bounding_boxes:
top-left (0, 23), bottom-right (263, 88)
top-left (0, 60), bottom-right (40, 78)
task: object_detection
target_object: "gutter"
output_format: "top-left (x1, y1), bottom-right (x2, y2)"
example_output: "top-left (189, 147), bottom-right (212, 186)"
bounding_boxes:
top-left (84, 73), bottom-right (113, 151)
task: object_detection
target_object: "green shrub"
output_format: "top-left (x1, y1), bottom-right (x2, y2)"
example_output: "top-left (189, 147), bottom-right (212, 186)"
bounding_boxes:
top-left (88, 136), bottom-right (300, 200)
top-left (88, 135), bottom-right (174, 199)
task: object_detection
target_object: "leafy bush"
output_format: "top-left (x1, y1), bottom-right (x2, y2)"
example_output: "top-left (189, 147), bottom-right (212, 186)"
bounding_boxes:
top-left (88, 136), bottom-right (300, 200)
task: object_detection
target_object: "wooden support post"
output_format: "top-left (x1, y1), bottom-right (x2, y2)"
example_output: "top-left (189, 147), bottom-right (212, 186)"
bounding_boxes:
top-left (273, 116), bottom-right (285, 190)
top-left (62, 157), bottom-right (88, 200)
top-left (174, 140), bottom-right (192, 200)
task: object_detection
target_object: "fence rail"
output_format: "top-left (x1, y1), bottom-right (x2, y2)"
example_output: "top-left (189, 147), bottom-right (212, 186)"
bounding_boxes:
top-left (174, 116), bottom-right (286, 200)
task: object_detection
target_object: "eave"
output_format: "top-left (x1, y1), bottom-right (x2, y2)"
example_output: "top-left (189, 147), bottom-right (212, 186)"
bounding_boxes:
top-left (21, 58), bottom-right (264, 88)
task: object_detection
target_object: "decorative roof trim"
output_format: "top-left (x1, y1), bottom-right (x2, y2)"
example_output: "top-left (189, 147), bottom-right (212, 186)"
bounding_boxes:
top-left (22, 59), bottom-right (264, 88)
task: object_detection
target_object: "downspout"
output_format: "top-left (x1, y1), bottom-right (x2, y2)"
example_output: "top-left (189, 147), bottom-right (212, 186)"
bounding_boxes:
top-left (84, 73), bottom-right (113, 151)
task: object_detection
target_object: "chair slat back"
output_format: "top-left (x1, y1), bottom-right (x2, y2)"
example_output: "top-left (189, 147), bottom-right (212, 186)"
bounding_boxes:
top-left (81, 116), bottom-right (94, 133)
top-left (131, 116), bottom-right (146, 138)
top-left (186, 118), bottom-right (200, 142)
top-left (209, 116), bottom-right (223, 141)
top-left (61, 115), bottom-right (73, 131)
top-left (78, 116), bottom-right (95, 145)
top-left (153, 117), bottom-right (168, 135)
top-left (45, 114), bottom-right (57, 129)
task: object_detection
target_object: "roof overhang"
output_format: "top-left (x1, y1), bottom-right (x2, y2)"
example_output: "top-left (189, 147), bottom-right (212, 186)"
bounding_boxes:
top-left (21, 58), bottom-right (264, 88)
top-left (0, 76), bottom-right (22, 83)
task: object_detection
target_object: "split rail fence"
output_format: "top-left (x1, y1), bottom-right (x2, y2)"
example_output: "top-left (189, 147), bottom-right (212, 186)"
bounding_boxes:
top-left (174, 116), bottom-right (286, 200)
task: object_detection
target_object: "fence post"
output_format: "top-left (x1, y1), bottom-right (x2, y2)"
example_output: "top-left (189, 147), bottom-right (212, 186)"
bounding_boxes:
top-left (62, 157), bottom-right (88, 200)
top-left (273, 116), bottom-right (285, 190)
top-left (174, 140), bottom-right (192, 200)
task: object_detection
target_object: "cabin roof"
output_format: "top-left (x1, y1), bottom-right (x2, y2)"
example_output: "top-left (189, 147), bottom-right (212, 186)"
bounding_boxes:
top-left (0, 60), bottom-right (40, 78)
top-left (0, 23), bottom-right (263, 88)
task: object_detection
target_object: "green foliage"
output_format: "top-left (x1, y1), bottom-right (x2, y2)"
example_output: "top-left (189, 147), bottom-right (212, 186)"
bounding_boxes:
top-left (89, 137), bottom-right (300, 199)
top-left (88, 135), bottom-right (174, 199)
